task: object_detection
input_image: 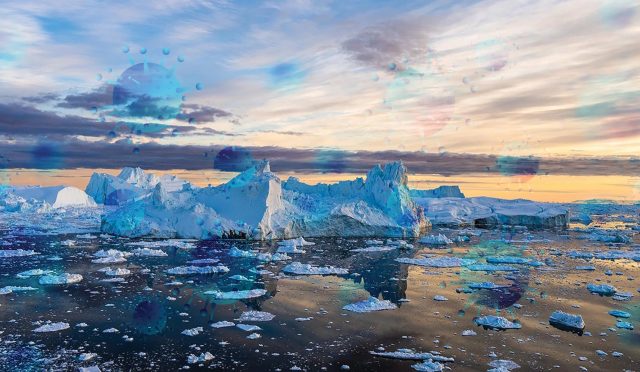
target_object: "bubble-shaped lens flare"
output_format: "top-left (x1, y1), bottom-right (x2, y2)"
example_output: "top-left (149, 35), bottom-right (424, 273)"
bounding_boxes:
top-left (213, 146), bottom-right (256, 172)
top-left (130, 297), bottom-right (168, 335)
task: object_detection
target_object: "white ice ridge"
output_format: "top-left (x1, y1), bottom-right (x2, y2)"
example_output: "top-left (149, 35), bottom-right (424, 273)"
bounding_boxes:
top-left (0, 185), bottom-right (96, 212)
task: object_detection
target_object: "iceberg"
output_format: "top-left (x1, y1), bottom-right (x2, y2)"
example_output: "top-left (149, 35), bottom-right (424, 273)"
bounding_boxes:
top-left (204, 289), bottom-right (267, 300)
top-left (187, 352), bottom-right (214, 364)
top-left (0, 286), bottom-right (37, 295)
top-left (473, 315), bottom-right (522, 330)
top-left (414, 196), bottom-right (568, 229)
top-left (39, 273), bottom-right (83, 285)
top-left (237, 311), bottom-right (275, 322)
top-left (100, 161), bottom-right (429, 239)
top-left (32, 322), bottom-right (70, 333)
top-left (165, 265), bottom-right (229, 275)
top-left (586, 283), bottom-right (617, 296)
top-left (419, 234), bottom-right (453, 245)
top-left (396, 256), bottom-right (475, 268)
top-left (342, 297), bottom-right (397, 313)
top-left (0, 249), bottom-right (38, 258)
top-left (608, 310), bottom-right (631, 318)
top-left (1, 185), bottom-right (96, 212)
top-left (282, 262), bottom-right (348, 275)
top-left (549, 310), bottom-right (585, 334)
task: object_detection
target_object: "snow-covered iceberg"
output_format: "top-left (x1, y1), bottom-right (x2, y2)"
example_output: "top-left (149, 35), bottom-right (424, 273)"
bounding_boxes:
top-left (85, 167), bottom-right (189, 205)
top-left (414, 196), bottom-right (568, 229)
top-left (0, 185), bottom-right (96, 212)
top-left (100, 161), bottom-right (429, 239)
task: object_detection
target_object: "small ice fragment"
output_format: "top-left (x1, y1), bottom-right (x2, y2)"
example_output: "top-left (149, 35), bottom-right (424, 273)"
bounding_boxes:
top-left (237, 311), bottom-right (275, 322)
top-left (39, 273), bottom-right (83, 285)
top-left (473, 315), bottom-right (521, 330)
top-left (210, 321), bottom-right (235, 328)
top-left (181, 327), bottom-right (204, 336)
top-left (33, 322), bottom-right (70, 333)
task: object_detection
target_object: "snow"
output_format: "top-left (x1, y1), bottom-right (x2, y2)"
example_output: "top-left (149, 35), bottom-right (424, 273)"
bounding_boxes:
top-left (283, 262), bottom-right (348, 275)
top-left (342, 297), bottom-right (398, 313)
top-left (39, 273), bottom-right (83, 285)
top-left (549, 310), bottom-right (585, 332)
top-left (473, 315), bottom-right (522, 330)
top-left (165, 265), bottom-right (229, 275)
top-left (32, 322), bottom-right (70, 333)
top-left (238, 311), bottom-right (275, 322)
top-left (204, 289), bottom-right (267, 300)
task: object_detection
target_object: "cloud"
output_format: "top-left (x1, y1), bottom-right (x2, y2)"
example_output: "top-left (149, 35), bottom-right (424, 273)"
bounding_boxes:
top-left (341, 17), bottom-right (430, 70)
top-left (22, 92), bottom-right (59, 104)
top-left (0, 102), bottom-right (236, 139)
top-left (1, 138), bottom-right (638, 177)
top-left (57, 85), bottom-right (112, 110)
top-left (180, 103), bottom-right (232, 123)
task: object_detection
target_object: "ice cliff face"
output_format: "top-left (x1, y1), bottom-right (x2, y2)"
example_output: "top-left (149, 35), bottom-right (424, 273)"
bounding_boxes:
top-left (100, 161), bottom-right (429, 239)
top-left (85, 167), bottom-right (189, 205)
top-left (410, 185), bottom-right (465, 198)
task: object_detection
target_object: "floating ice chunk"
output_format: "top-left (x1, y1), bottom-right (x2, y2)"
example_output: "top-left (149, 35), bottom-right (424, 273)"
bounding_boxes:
top-left (549, 310), bottom-right (585, 334)
top-left (256, 252), bottom-right (291, 262)
top-left (246, 332), bottom-right (261, 339)
top-left (466, 264), bottom-right (518, 272)
top-left (0, 249), bottom-right (38, 258)
top-left (188, 258), bottom-right (219, 264)
top-left (370, 349), bottom-right (453, 362)
top-left (351, 246), bottom-right (397, 253)
top-left (92, 249), bottom-right (130, 264)
top-left (181, 326), bottom-right (204, 336)
top-left (433, 295), bottom-right (448, 301)
top-left (616, 321), bottom-right (633, 330)
top-left (608, 310), bottom-right (631, 318)
top-left (343, 297), bottom-right (397, 313)
top-left (229, 275), bottom-right (252, 282)
top-left (411, 360), bottom-right (444, 371)
top-left (131, 248), bottom-right (168, 257)
top-left (33, 322), bottom-right (70, 332)
top-left (586, 283), bottom-right (617, 296)
top-left (278, 237), bottom-right (315, 247)
top-left (419, 234), bottom-right (453, 245)
top-left (237, 311), bottom-right (275, 322)
top-left (102, 328), bottom-right (119, 333)
top-left (488, 359), bottom-right (520, 371)
top-left (236, 324), bottom-right (262, 332)
top-left (78, 367), bottom-right (101, 372)
top-left (228, 246), bottom-right (256, 258)
top-left (468, 282), bottom-right (511, 290)
top-left (365, 239), bottom-right (384, 245)
top-left (282, 262), bottom-right (348, 275)
top-left (473, 315), bottom-right (521, 330)
top-left (295, 317), bottom-right (313, 322)
top-left (576, 265), bottom-right (596, 271)
top-left (78, 353), bottom-right (97, 362)
top-left (99, 267), bottom-right (131, 276)
top-left (187, 352), bottom-right (214, 364)
top-left (16, 269), bottom-right (54, 278)
top-left (127, 239), bottom-right (196, 250)
top-left (396, 256), bottom-right (475, 268)
top-left (166, 265), bottom-right (229, 275)
top-left (486, 256), bottom-right (540, 266)
top-left (101, 277), bottom-right (125, 283)
top-left (612, 292), bottom-right (633, 301)
top-left (39, 273), bottom-right (83, 285)
top-left (0, 286), bottom-right (37, 295)
top-left (595, 350), bottom-right (607, 356)
top-left (276, 245), bottom-right (306, 254)
top-left (210, 321), bottom-right (235, 328)
top-left (461, 329), bottom-right (477, 336)
top-left (205, 289), bottom-right (267, 300)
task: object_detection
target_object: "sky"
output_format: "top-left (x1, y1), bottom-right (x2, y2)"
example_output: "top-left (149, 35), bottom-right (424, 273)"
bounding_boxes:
top-left (0, 0), bottom-right (639, 200)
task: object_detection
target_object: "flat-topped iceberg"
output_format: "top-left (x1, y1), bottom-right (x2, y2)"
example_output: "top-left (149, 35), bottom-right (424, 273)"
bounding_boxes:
top-left (343, 297), bottom-right (397, 313)
top-left (549, 310), bottom-right (585, 334)
top-left (282, 262), bottom-right (348, 275)
top-left (39, 273), bottom-right (83, 285)
top-left (414, 196), bottom-right (568, 229)
top-left (473, 315), bottom-right (522, 330)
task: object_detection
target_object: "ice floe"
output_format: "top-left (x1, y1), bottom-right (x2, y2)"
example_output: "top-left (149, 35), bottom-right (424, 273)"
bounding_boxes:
top-left (473, 315), bottom-right (521, 330)
top-left (237, 311), bottom-right (275, 322)
top-left (32, 322), bottom-right (70, 333)
top-left (342, 297), bottom-right (397, 313)
top-left (282, 262), bottom-right (348, 275)
top-left (39, 273), bottom-right (83, 285)
top-left (205, 289), bottom-right (267, 300)
top-left (549, 310), bottom-right (585, 334)
top-left (165, 265), bottom-right (230, 275)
